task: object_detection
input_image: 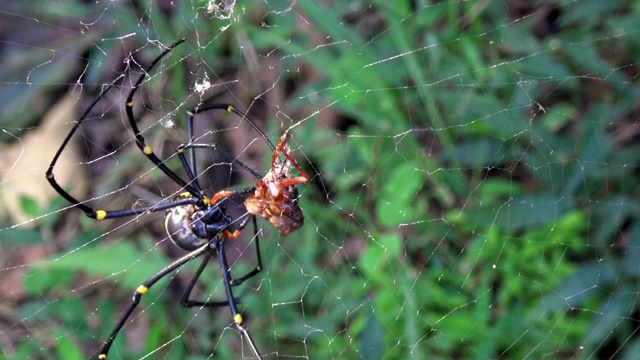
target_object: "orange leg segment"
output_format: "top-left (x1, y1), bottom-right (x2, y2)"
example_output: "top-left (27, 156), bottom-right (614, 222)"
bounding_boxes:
top-left (210, 190), bottom-right (234, 205)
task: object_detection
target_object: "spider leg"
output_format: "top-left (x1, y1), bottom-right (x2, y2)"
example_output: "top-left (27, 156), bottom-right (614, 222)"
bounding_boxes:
top-left (191, 104), bottom-right (276, 152)
top-left (274, 135), bottom-right (310, 184)
top-left (46, 77), bottom-right (123, 219)
top-left (124, 38), bottom-right (202, 196)
top-left (175, 149), bottom-right (203, 196)
top-left (179, 248), bottom-right (236, 308)
top-left (180, 219), bottom-right (263, 350)
top-left (185, 108), bottom-right (198, 187)
top-left (229, 216), bottom-right (263, 287)
top-left (208, 188), bottom-right (254, 207)
top-left (216, 238), bottom-right (263, 359)
top-left (180, 104), bottom-right (273, 194)
top-left (50, 155), bottom-right (202, 221)
top-left (98, 241), bottom-right (211, 359)
top-left (93, 195), bottom-right (201, 220)
top-left (178, 143), bottom-right (263, 180)
top-left (176, 142), bottom-right (265, 286)
top-left (47, 39), bottom-right (207, 220)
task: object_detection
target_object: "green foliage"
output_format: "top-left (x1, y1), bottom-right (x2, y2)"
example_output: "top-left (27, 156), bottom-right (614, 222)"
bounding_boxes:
top-left (5, 1), bottom-right (640, 359)
top-left (24, 240), bottom-right (170, 293)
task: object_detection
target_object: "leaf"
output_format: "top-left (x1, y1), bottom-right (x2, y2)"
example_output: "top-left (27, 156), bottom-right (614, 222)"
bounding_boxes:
top-left (24, 241), bottom-right (170, 294)
top-left (19, 195), bottom-right (41, 218)
top-left (359, 234), bottom-right (402, 282)
top-left (0, 227), bottom-right (44, 245)
top-left (359, 313), bottom-right (384, 360)
top-left (55, 332), bottom-right (85, 360)
top-left (0, 92), bottom-right (85, 225)
top-left (376, 162), bottom-right (424, 227)
top-left (455, 194), bottom-right (576, 233)
top-left (23, 267), bottom-right (73, 295)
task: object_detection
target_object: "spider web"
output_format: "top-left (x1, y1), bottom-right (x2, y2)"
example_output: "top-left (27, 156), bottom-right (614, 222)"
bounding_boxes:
top-left (1, 1), bottom-right (639, 359)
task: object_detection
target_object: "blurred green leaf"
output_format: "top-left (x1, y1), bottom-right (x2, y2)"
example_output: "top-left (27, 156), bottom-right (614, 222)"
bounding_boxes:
top-left (55, 334), bottom-right (84, 360)
top-left (23, 267), bottom-right (74, 295)
top-left (0, 227), bottom-right (44, 245)
top-left (360, 234), bottom-right (402, 282)
top-left (359, 313), bottom-right (384, 360)
top-left (25, 241), bottom-right (169, 293)
top-left (376, 163), bottom-right (423, 227)
top-left (19, 195), bottom-right (40, 219)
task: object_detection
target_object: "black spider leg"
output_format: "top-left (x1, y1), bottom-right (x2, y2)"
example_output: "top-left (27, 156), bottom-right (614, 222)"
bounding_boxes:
top-left (179, 142), bottom-right (264, 286)
top-left (124, 38), bottom-right (204, 197)
top-left (125, 40), bottom-right (276, 198)
top-left (169, 205), bottom-right (262, 359)
top-left (46, 77), bottom-right (120, 219)
top-left (98, 242), bottom-right (215, 359)
top-left (179, 102), bottom-right (275, 285)
top-left (179, 248), bottom-right (229, 307)
top-left (185, 106), bottom-right (199, 187)
top-left (45, 72), bottom-right (205, 220)
top-left (178, 219), bottom-right (259, 307)
top-left (177, 142), bottom-right (263, 180)
top-left (179, 104), bottom-right (268, 193)
top-left (191, 104), bottom-right (277, 153)
top-left (229, 216), bottom-right (263, 286)
top-left (182, 103), bottom-right (275, 189)
top-left (217, 236), bottom-right (263, 359)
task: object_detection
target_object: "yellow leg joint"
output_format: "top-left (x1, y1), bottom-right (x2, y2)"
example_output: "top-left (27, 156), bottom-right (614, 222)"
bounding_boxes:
top-left (99, 354), bottom-right (107, 360)
top-left (127, 101), bottom-right (134, 107)
top-left (187, 110), bottom-right (194, 116)
top-left (96, 210), bottom-right (107, 220)
top-left (143, 144), bottom-right (153, 155)
top-left (136, 285), bottom-right (149, 294)
top-left (234, 313), bottom-right (243, 324)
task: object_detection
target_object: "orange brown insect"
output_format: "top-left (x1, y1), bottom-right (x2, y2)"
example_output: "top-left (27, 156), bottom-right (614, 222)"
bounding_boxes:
top-left (244, 130), bottom-right (309, 236)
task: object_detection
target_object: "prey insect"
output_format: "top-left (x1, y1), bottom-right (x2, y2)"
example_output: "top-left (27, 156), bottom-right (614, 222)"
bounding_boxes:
top-left (244, 130), bottom-right (309, 236)
top-left (46, 39), bottom-right (307, 359)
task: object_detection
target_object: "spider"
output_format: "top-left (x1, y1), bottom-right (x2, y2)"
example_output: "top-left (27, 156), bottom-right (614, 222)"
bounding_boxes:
top-left (45, 39), bottom-right (306, 359)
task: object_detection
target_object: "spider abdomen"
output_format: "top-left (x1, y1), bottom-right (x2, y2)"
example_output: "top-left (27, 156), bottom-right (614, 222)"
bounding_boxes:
top-left (164, 202), bottom-right (231, 251)
top-left (165, 204), bottom-right (206, 251)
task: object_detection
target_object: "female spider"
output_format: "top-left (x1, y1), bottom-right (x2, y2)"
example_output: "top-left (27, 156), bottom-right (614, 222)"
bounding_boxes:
top-left (46, 39), bottom-right (306, 359)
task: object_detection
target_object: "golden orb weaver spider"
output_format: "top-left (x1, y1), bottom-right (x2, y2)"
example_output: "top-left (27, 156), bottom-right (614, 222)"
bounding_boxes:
top-left (45, 39), bottom-right (307, 359)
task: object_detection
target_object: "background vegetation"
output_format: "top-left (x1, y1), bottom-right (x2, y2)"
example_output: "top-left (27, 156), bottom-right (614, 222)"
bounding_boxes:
top-left (1, 1), bottom-right (640, 359)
